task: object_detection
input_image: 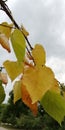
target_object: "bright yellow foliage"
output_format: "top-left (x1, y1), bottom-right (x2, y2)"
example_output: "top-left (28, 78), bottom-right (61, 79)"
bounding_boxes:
top-left (0, 22), bottom-right (13, 39)
top-left (32, 44), bottom-right (46, 67)
top-left (22, 66), bottom-right (55, 103)
top-left (50, 79), bottom-right (60, 93)
top-left (3, 60), bottom-right (24, 81)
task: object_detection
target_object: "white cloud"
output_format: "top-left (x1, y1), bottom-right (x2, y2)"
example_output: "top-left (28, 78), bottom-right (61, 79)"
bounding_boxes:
top-left (47, 56), bottom-right (65, 83)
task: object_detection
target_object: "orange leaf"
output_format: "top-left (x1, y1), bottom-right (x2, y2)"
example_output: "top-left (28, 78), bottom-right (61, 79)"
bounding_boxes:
top-left (0, 72), bottom-right (8, 85)
top-left (21, 84), bottom-right (38, 115)
top-left (0, 33), bottom-right (11, 52)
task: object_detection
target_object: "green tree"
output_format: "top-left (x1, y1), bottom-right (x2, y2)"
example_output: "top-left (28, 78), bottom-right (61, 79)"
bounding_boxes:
top-left (0, 91), bottom-right (29, 125)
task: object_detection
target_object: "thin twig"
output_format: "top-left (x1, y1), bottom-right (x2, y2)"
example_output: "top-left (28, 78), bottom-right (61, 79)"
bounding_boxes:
top-left (26, 46), bottom-right (33, 60)
top-left (0, 0), bottom-right (33, 50)
top-left (0, 24), bottom-right (33, 61)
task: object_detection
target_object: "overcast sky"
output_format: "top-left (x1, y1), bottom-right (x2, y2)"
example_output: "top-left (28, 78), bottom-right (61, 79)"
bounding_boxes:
top-left (0, 0), bottom-right (65, 101)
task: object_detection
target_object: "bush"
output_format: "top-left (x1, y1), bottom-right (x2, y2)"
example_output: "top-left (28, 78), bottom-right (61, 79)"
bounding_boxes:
top-left (16, 113), bottom-right (44, 129)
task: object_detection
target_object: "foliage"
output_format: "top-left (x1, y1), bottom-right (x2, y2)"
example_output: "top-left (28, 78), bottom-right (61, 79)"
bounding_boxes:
top-left (16, 114), bottom-right (43, 129)
top-left (11, 29), bottom-right (26, 62)
top-left (0, 91), bottom-right (29, 125)
top-left (41, 90), bottom-right (65, 124)
top-left (0, 0), bottom-right (65, 125)
top-left (1, 92), bottom-right (65, 130)
top-left (0, 80), bottom-right (5, 104)
top-left (0, 91), bottom-right (43, 129)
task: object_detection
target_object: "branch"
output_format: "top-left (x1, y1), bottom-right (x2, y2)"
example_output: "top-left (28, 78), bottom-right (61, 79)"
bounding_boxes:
top-left (0, 0), bottom-right (33, 50)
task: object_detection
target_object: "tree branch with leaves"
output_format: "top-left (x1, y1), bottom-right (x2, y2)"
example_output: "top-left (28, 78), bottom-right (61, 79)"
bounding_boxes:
top-left (0, 0), bottom-right (65, 125)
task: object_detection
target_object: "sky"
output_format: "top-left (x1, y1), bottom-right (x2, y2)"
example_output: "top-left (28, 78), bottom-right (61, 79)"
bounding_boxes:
top-left (0, 0), bottom-right (65, 102)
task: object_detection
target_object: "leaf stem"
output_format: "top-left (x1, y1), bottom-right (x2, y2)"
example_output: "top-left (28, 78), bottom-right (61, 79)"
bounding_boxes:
top-left (0, 0), bottom-right (33, 50)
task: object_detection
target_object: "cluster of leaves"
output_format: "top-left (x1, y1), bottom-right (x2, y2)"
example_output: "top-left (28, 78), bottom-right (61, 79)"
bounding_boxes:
top-left (0, 21), bottom-right (65, 125)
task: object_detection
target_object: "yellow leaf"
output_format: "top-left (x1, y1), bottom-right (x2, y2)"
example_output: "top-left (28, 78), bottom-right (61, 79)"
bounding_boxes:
top-left (3, 60), bottom-right (23, 81)
top-left (32, 44), bottom-right (46, 67)
top-left (0, 22), bottom-right (13, 39)
top-left (21, 84), bottom-right (38, 115)
top-left (0, 72), bottom-right (8, 85)
top-left (21, 25), bottom-right (29, 37)
top-left (22, 66), bottom-right (55, 103)
top-left (13, 80), bottom-right (22, 103)
top-left (50, 79), bottom-right (60, 93)
top-left (0, 33), bottom-right (11, 52)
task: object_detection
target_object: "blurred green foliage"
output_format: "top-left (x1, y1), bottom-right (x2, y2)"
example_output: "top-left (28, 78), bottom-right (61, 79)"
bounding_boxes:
top-left (0, 91), bottom-right (65, 130)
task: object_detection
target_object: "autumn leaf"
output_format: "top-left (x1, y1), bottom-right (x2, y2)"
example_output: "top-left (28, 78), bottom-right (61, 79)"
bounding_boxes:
top-left (32, 44), bottom-right (46, 67)
top-left (3, 60), bottom-right (24, 81)
top-left (0, 33), bottom-right (11, 52)
top-left (21, 84), bottom-right (38, 115)
top-left (40, 90), bottom-right (65, 125)
top-left (50, 78), bottom-right (60, 93)
top-left (21, 25), bottom-right (29, 37)
top-left (22, 66), bottom-right (55, 103)
top-left (0, 72), bottom-right (8, 85)
top-left (11, 29), bottom-right (26, 62)
top-left (13, 80), bottom-right (22, 103)
top-left (0, 22), bottom-right (13, 39)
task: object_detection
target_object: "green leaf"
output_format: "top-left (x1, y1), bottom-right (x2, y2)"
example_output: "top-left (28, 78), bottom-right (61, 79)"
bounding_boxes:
top-left (11, 29), bottom-right (26, 62)
top-left (0, 80), bottom-right (5, 104)
top-left (13, 80), bottom-right (22, 103)
top-left (0, 80), bottom-right (2, 86)
top-left (3, 60), bottom-right (23, 81)
top-left (40, 90), bottom-right (65, 125)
